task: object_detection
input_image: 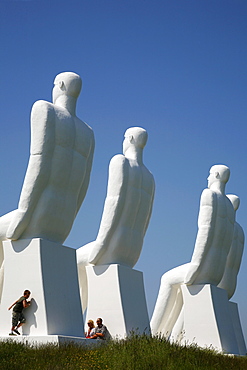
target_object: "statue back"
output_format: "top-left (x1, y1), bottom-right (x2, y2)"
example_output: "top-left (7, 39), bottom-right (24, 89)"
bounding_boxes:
top-left (21, 102), bottom-right (94, 243)
top-left (218, 221), bottom-right (244, 298)
top-left (193, 191), bottom-right (235, 285)
top-left (95, 159), bottom-right (154, 267)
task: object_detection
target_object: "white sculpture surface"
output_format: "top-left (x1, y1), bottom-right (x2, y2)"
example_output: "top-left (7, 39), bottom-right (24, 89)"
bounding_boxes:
top-left (77, 127), bottom-right (155, 311)
top-left (0, 239), bottom-right (84, 338)
top-left (85, 264), bottom-right (150, 338)
top-left (180, 284), bottom-right (240, 354)
top-left (150, 165), bottom-right (235, 337)
top-left (0, 72), bottom-right (95, 298)
top-left (169, 193), bottom-right (246, 349)
top-left (218, 194), bottom-right (244, 299)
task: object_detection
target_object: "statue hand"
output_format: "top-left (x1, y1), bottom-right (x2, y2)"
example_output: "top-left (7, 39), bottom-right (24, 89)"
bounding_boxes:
top-left (88, 240), bottom-right (105, 265)
top-left (184, 263), bottom-right (200, 285)
top-left (77, 241), bottom-right (96, 266)
top-left (6, 210), bottom-right (28, 240)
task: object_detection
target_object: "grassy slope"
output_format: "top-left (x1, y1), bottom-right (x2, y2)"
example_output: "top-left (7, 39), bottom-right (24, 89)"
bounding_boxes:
top-left (0, 334), bottom-right (246, 370)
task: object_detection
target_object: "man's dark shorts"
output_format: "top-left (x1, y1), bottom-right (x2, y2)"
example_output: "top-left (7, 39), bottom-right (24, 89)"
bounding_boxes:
top-left (12, 312), bottom-right (26, 327)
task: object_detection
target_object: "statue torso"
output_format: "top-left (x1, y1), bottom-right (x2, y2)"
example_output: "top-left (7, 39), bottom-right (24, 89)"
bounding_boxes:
top-left (96, 158), bottom-right (155, 267)
top-left (22, 103), bottom-right (94, 243)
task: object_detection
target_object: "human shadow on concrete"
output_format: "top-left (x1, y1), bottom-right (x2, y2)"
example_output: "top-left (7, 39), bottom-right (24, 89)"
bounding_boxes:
top-left (22, 298), bottom-right (38, 335)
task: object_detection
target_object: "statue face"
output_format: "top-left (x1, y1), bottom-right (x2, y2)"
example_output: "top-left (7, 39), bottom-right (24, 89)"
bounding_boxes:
top-left (123, 133), bottom-right (133, 155)
top-left (207, 170), bottom-right (217, 188)
top-left (52, 78), bottom-right (63, 104)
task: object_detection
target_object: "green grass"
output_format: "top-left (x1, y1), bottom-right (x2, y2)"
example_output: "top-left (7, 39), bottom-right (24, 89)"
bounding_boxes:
top-left (0, 334), bottom-right (246, 370)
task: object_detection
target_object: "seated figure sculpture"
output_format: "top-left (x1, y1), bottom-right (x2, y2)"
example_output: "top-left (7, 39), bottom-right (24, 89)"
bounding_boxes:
top-left (0, 72), bottom-right (95, 298)
top-left (169, 193), bottom-right (244, 342)
top-left (217, 194), bottom-right (244, 299)
top-left (77, 127), bottom-right (155, 311)
top-left (150, 165), bottom-right (235, 337)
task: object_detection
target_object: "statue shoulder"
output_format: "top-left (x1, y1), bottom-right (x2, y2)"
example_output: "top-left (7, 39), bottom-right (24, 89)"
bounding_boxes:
top-left (30, 100), bottom-right (55, 154)
top-left (82, 119), bottom-right (94, 134)
top-left (236, 222), bottom-right (245, 243)
top-left (200, 188), bottom-right (216, 207)
top-left (75, 116), bottom-right (94, 135)
top-left (144, 165), bottom-right (155, 182)
top-left (31, 100), bottom-right (55, 121)
top-left (32, 99), bottom-right (54, 111)
top-left (108, 155), bottom-right (129, 182)
top-left (109, 154), bottom-right (128, 168)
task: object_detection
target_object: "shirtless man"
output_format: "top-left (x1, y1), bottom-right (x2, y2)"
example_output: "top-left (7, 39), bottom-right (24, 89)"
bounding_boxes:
top-left (0, 72), bottom-right (95, 298)
top-left (218, 194), bottom-right (244, 299)
top-left (150, 165), bottom-right (235, 337)
top-left (77, 127), bottom-right (155, 311)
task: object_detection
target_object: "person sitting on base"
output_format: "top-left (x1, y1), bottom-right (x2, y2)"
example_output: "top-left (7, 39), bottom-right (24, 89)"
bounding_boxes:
top-left (85, 319), bottom-right (96, 338)
top-left (90, 318), bottom-right (111, 340)
top-left (8, 290), bottom-right (31, 335)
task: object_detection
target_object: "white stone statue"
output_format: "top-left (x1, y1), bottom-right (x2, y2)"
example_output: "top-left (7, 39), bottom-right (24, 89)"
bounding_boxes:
top-left (0, 72), bottom-right (95, 297)
top-left (218, 194), bottom-right (244, 299)
top-left (77, 127), bottom-right (155, 310)
top-left (150, 165), bottom-right (235, 337)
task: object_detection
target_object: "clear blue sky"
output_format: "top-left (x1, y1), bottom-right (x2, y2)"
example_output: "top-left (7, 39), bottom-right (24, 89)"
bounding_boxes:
top-left (1, 0), bottom-right (247, 342)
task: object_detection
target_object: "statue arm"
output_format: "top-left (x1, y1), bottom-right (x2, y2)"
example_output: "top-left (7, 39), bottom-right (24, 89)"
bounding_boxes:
top-left (76, 131), bottom-right (95, 214)
top-left (233, 224), bottom-right (245, 275)
top-left (184, 188), bottom-right (216, 285)
top-left (89, 154), bottom-right (128, 264)
top-left (143, 177), bottom-right (155, 235)
top-left (6, 100), bottom-right (55, 240)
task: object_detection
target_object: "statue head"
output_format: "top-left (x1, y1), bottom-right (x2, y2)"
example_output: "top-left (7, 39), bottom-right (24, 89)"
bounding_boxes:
top-left (207, 164), bottom-right (230, 189)
top-left (227, 194), bottom-right (240, 211)
top-left (52, 72), bottom-right (82, 104)
top-left (123, 127), bottom-right (148, 155)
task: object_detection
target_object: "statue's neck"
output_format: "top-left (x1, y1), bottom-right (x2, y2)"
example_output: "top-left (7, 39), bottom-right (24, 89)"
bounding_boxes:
top-left (125, 148), bottom-right (143, 164)
top-left (210, 182), bottom-right (226, 194)
top-left (54, 95), bottom-right (77, 116)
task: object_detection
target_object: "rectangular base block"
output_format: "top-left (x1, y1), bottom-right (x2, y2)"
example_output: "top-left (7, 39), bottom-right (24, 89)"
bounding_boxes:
top-left (229, 301), bottom-right (247, 355)
top-left (0, 239), bottom-right (84, 337)
top-left (86, 264), bottom-right (150, 338)
top-left (181, 284), bottom-right (240, 354)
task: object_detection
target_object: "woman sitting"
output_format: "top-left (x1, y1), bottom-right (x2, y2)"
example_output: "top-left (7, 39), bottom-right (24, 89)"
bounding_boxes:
top-left (85, 319), bottom-right (95, 338)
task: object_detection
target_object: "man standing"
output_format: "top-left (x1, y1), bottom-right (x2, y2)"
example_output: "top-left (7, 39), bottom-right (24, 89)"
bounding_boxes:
top-left (150, 165), bottom-right (235, 337)
top-left (8, 290), bottom-right (31, 336)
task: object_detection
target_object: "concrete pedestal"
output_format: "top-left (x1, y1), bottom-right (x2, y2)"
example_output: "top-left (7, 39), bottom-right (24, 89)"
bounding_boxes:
top-left (181, 284), bottom-right (244, 354)
top-left (0, 239), bottom-right (84, 340)
top-left (229, 301), bottom-right (246, 355)
top-left (85, 264), bottom-right (150, 338)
